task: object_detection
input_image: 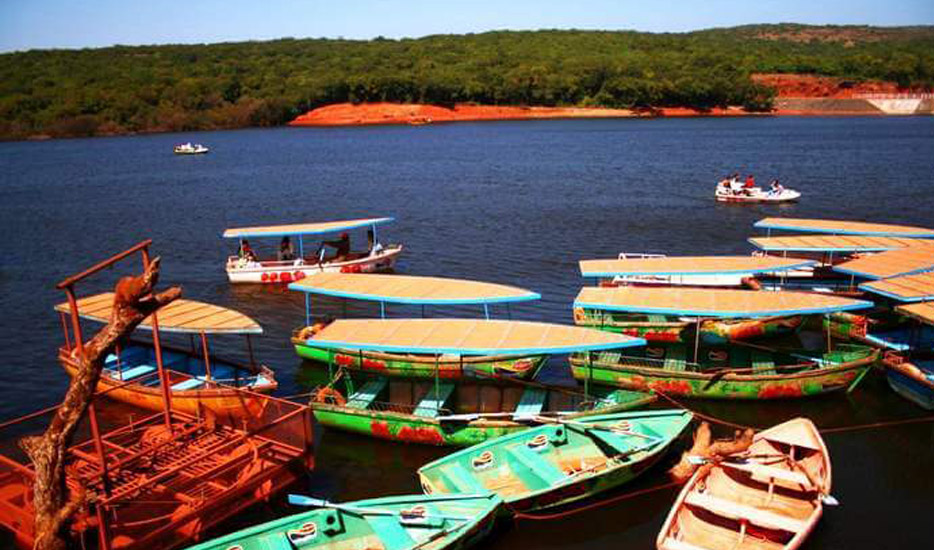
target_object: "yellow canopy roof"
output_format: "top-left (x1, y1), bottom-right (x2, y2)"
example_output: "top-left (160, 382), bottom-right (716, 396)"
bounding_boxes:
top-left (223, 217), bottom-right (393, 239)
top-left (305, 318), bottom-right (644, 355)
top-left (896, 302), bottom-right (934, 326)
top-left (748, 235), bottom-right (921, 253)
top-left (755, 217), bottom-right (934, 237)
top-left (289, 273), bottom-right (539, 304)
top-left (54, 292), bottom-right (262, 334)
top-left (862, 272), bottom-right (934, 302)
top-left (579, 256), bottom-right (813, 277)
top-left (574, 286), bottom-right (872, 318)
top-left (834, 243), bottom-right (934, 280)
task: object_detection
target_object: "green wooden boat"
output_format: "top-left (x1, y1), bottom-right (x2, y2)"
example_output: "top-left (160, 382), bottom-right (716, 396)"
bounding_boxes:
top-left (293, 335), bottom-right (547, 380)
top-left (568, 343), bottom-right (879, 399)
top-left (573, 307), bottom-right (803, 345)
top-left (289, 273), bottom-right (547, 380)
top-left (312, 374), bottom-right (656, 447)
top-left (183, 493), bottom-right (503, 550)
top-left (417, 409), bottom-right (693, 512)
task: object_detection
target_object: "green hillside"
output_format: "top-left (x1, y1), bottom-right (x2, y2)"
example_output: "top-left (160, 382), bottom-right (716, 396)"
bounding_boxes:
top-left (1, 24), bottom-right (932, 139)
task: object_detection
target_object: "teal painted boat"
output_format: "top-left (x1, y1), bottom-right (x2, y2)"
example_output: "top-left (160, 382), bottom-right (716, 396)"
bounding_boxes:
top-left (183, 493), bottom-right (503, 550)
top-left (418, 409), bottom-right (693, 512)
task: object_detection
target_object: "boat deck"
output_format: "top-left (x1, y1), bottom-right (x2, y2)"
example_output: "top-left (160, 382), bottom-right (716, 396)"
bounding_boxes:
top-left (0, 395), bottom-right (311, 550)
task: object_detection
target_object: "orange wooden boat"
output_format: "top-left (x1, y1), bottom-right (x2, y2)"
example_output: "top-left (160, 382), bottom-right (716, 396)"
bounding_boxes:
top-left (657, 418), bottom-right (831, 550)
top-left (55, 292), bottom-right (277, 419)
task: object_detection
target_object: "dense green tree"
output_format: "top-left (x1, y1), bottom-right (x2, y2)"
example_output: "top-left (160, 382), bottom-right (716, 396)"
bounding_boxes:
top-left (1, 24), bottom-right (932, 139)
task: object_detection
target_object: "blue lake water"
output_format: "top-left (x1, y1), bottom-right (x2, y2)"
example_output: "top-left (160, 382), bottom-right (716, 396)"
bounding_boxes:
top-left (1, 116), bottom-right (933, 548)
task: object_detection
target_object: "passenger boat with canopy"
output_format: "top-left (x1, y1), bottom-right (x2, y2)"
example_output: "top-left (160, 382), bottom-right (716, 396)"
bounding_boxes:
top-left (572, 286), bottom-right (870, 345)
top-left (657, 418), bottom-right (831, 550)
top-left (754, 217), bottom-right (934, 238)
top-left (883, 301), bottom-right (934, 409)
top-left (306, 318), bottom-right (651, 446)
top-left (223, 218), bottom-right (403, 284)
top-left (417, 409), bottom-right (693, 512)
top-left (55, 292), bottom-right (277, 417)
top-left (580, 255), bottom-right (814, 289)
top-left (185, 493), bottom-right (504, 550)
top-left (569, 286), bottom-right (879, 399)
top-left (290, 272), bottom-right (547, 379)
top-left (824, 246), bottom-right (934, 348)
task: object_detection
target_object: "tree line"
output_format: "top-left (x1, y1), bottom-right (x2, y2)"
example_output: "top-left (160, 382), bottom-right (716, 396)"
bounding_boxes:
top-left (1, 24), bottom-right (932, 139)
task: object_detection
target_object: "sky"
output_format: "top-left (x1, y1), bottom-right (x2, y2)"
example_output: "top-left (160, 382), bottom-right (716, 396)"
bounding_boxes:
top-left (1, 0), bottom-right (933, 53)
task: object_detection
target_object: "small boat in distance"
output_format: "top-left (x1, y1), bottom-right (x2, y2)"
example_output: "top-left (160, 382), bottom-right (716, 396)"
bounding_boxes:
top-left (183, 493), bottom-right (503, 550)
top-left (657, 417), bottom-right (831, 550)
top-left (173, 142), bottom-right (209, 154)
top-left (716, 178), bottom-right (800, 203)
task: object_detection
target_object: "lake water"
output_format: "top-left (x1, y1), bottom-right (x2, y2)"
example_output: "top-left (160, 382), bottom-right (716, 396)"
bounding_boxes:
top-left (1, 116), bottom-right (933, 548)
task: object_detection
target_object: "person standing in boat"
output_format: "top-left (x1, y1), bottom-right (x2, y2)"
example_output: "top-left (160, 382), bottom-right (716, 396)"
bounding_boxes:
top-left (278, 236), bottom-right (295, 261)
top-left (324, 232), bottom-right (351, 262)
top-left (367, 229), bottom-right (383, 254)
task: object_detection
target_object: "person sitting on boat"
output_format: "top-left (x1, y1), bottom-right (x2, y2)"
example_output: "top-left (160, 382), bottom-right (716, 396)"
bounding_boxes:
top-left (367, 229), bottom-right (383, 255)
top-left (324, 232), bottom-right (351, 262)
top-left (278, 236), bottom-right (295, 261)
top-left (238, 239), bottom-right (257, 262)
top-left (728, 175), bottom-right (743, 194)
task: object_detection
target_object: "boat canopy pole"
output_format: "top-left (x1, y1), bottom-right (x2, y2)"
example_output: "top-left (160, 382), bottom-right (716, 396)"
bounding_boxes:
top-left (435, 354), bottom-right (441, 413)
top-left (380, 301), bottom-right (386, 319)
top-left (299, 235), bottom-right (304, 259)
top-left (246, 334), bottom-right (256, 369)
top-left (483, 304), bottom-right (490, 320)
top-left (825, 314), bottom-right (832, 353)
top-left (142, 247), bottom-right (173, 432)
top-left (694, 318), bottom-right (703, 364)
top-left (200, 331), bottom-right (213, 381)
top-left (305, 293), bottom-right (311, 327)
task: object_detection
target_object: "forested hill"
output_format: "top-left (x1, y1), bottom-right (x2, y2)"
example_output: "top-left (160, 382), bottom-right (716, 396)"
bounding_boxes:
top-left (2, 24), bottom-right (933, 139)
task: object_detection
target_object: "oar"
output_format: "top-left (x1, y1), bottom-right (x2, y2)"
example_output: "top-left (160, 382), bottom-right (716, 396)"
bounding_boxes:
top-left (288, 495), bottom-right (475, 521)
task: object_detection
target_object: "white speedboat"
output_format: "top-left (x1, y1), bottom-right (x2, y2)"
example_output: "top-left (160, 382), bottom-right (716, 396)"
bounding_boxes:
top-left (174, 142), bottom-right (210, 155)
top-left (716, 181), bottom-right (800, 203)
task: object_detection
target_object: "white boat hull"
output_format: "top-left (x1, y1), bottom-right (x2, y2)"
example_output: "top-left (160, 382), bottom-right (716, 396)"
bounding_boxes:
top-left (716, 186), bottom-right (801, 203)
top-left (226, 246), bottom-right (403, 284)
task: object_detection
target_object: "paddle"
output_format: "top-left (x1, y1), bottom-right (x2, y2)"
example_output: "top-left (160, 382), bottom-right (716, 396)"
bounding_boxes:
top-left (288, 494), bottom-right (476, 521)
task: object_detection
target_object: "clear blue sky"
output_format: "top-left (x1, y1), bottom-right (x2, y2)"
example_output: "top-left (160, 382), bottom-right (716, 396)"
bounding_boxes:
top-left (1, 0), bottom-right (933, 52)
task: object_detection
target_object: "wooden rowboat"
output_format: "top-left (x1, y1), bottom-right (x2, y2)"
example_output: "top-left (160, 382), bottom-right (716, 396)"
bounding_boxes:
top-left (657, 417), bottom-right (831, 550)
top-left (418, 409), bottom-right (693, 512)
top-left (55, 292), bottom-right (277, 418)
top-left (183, 493), bottom-right (503, 550)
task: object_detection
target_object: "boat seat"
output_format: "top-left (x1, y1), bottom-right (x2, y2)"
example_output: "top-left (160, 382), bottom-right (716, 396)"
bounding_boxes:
top-left (648, 314), bottom-right (668, 324)
top-left (346, 378), bottom-right (388, 409)
top-left (506, 444), bottom-right (566, 485)
top-left (597, 351), bottom-right (621, 365)
top-left (171, 377), bottom-right (205, 391)
top-left (365, 515), bottom-right (416, 550)
top-left (751, 351), bottom-right (777, 375)
top-left (513, 388), bottom-right (547, 420)
top-left (585, 428), bottom-right (645, 456)
top-left (413, 383), bottom-right (456, 418)
top-left (660, 537), bottom-right (717, 550)
top-left (720, 460), bottom-right (813, 488)
top-left (112, 365), bottom-right (156, 381)
top-left (684, 492), bottom-right (808, 533)
top-left (440, 464), bottom-right (486, 493)
top-left (665, 347), bottom-right (687, 372)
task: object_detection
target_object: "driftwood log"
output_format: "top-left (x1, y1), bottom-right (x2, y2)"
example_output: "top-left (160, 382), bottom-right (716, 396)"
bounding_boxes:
top-left (669, 421), bottom-right (755, 483)
top-left (20, 257), bottom-right (181, 550)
